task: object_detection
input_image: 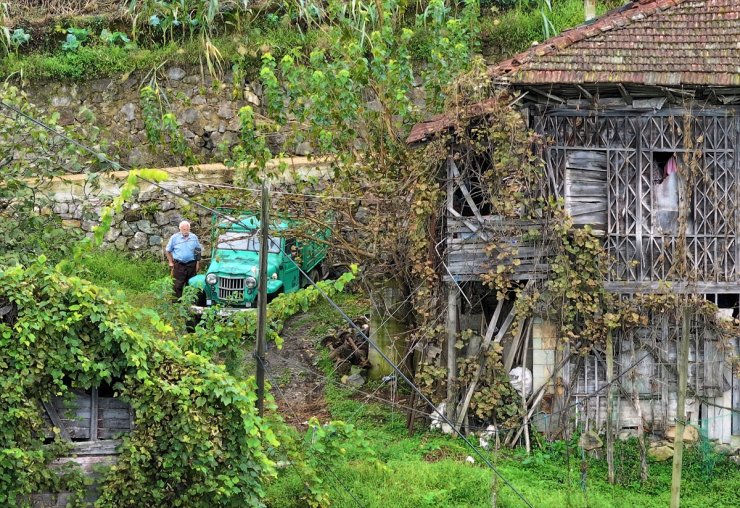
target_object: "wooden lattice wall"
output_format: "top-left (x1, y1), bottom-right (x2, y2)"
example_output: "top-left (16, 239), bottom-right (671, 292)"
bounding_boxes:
top-left (533, 107), bottom-right (740, 293)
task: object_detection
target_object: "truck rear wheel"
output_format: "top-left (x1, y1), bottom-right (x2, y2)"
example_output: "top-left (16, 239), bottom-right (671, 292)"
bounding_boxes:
top-left (302, 267), bottom-right (322, 288)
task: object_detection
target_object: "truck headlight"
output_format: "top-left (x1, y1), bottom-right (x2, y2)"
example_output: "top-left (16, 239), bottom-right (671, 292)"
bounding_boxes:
top-left (271, 273), bottom-right (278, 280)
top-left (206, 273), bottom-right (218, 285)
top-left (245, 276), bottom-right (257, 289)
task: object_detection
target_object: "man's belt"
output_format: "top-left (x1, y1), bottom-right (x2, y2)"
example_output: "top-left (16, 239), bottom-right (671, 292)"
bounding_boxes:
top-left (174, 259), bottom-right (195, 265)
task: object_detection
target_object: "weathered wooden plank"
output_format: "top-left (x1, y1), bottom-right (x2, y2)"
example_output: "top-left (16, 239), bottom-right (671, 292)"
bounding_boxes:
top-left (446, 262), bottom-right (550, 275)
top-left (53, 455), bottom-right (116, 475)
top-left (567, 202), bottom-right (607, 216)
top-left (68, 440), bottom-right (121, 456)
top-left (98, 398), bottom-right (129, 410)
top-left (442, 273), bottom-right (549, 282)
top-left (565, 180), bottom-right (608, 195)
top-left (99, 418), bottom-right (133, 430)
top-left (98, 428), bottom-right (129, 440)
top-left (604, 281), bottom-right (740, 294)
top-left (65, 426), bottom-right (91, 440)
top-left (42, 401), bottom-right (71, 440)
top-left (90, 388), bottom-right (98, 442)
top-left (99, 408), bottom-right (131, 420)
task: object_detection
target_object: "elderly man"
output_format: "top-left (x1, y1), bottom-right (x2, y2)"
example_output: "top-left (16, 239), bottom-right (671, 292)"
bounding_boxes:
top-left (165, 220), bottom-right (202, 299)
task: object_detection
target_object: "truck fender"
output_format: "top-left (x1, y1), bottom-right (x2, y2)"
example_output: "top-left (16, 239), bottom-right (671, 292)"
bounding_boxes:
top-left (266, 279), bottom-right (284, 294)
top-left (188, 274), bottom-right (206, 290)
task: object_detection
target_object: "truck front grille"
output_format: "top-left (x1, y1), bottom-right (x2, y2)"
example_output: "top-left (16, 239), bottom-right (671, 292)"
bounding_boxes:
top-left (218, 276), bottom-right (244, 301)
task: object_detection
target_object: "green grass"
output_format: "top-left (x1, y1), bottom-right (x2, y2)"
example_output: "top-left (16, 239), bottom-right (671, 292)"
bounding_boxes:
top-left (2, 1), bottom-right (627, 81)
top-left (267, 391), bottom-right (740, 508)
top-left (481, 0), bottom-right (625, 61)
top-left (266, 301), bottom-right (740, 508)
top-left (79, 249), bottom-right (167, 304)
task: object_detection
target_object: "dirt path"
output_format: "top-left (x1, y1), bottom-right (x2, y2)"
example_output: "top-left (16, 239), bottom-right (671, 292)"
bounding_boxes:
top-left (263, 316), bottom-right (332, 427)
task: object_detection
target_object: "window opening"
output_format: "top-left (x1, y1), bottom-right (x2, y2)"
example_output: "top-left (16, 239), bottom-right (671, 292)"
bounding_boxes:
top-left (653, 152), bottom-right (680, 234)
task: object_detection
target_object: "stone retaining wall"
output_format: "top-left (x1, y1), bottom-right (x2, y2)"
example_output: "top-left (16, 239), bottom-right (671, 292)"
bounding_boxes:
top-left (48, 159), bottom-right (330, 257)
top-left (24, 66), bottom-right (267, 169)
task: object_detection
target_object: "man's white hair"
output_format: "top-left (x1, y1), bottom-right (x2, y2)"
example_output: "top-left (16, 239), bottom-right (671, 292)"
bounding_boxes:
top-left (179, 220), bottom-right (191, 228)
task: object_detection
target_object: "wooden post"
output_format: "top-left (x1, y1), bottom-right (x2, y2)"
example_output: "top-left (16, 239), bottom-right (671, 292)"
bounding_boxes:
top-left (255, 179), bottom-right (270, 417)
top-left (671, 306), bottom-right (691, 508)
top-left (606, 330), bottom-right (615, 484)
top-left (90, 387), bottom-right (99, 442)
top-left (446, 283), bottom-right (459, 421)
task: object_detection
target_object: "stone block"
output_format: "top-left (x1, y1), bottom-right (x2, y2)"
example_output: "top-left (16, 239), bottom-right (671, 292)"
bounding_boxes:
top-left (648, 444), bottom-right (674, 461)
top-left (149, 235), bottom-right (163, 246)
top-left (104, 228), bottom-right (121, 242)
top-left (217, 102), bottom-right (234, 120)
top-left (53, 203), bottom-right (69, 215)
top-left (244, 89), bottom-right (260, 106)
top-left (120, 103), bottom-right (136, 122)
top-left (81, 220), bottom-right (98, 232)
top-left (182, 108), bottom-right (199, 125)
top-left (51, 96), bottom-right (72, 107)
top-left (136, 220), bottom-right (153, 234)
top-left (167, 67), bottom-right (186, 81)
top-left (62, 219), bottom-right (82, 229)
top-left (542, 334), bottom-right (557, 350)
top-left (129, 232), bottom-right (148, 250)
top-left (532, 320), bottom-right (558, 341)
top-left (120, 221), bottom-right (136, 237)
top-left (532, 337), bottom-right (542, 350)
top-left (160, 200), bottom-right (176, 211)
top-left (114, 236), bottom-right (128, 250)
top-left (665, 425), bottom-right (699, 443)
top-left (154, 211), bottom-right (171, 226)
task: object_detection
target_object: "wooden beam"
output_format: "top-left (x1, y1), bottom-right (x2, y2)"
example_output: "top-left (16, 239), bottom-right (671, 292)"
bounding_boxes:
top-left (446, 284), bottom-right (460, 422)
top-left (526, 86), bottom-right (565, 104)
top-left (446, 207), bottom-right (490, 242)
top-left (606, 331), bottom-right (615, 484)
top-left (616, 83), bottom-right (633, 105)
top-left (43, 400), bottom-right (71, 440)
top-left (574, 84), bottom-right (593, 101)
top-left (449, 160), bottom-right (486, 225)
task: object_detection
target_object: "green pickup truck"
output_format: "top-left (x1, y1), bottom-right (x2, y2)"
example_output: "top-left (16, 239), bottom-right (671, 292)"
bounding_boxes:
top-left (188, 214), bottom-right (328, 311)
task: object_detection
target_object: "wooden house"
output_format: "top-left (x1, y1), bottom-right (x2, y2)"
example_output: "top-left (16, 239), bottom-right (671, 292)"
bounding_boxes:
top-left (408, 0), bottom-right (739, 446)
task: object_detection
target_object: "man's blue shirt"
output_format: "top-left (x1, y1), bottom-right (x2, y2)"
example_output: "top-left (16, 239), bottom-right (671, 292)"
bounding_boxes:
top-left (166, 232), bottom-right (201, 263)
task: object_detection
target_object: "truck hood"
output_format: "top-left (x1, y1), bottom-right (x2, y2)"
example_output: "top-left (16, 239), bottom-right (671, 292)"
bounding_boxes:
top-left (209, 251), bottom-right (278, 278)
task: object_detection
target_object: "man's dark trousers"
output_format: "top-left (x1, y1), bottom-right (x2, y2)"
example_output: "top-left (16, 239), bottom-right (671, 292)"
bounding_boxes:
top-left (173, 260), bottom-right (197, 299)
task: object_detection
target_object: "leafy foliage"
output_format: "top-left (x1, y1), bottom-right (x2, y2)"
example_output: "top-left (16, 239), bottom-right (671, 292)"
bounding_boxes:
top-left (0, 84), bottom-right (111, 265)
top-left (0, 258), bottom-right (279, 506)
top-left (139, 83), bottom-right (197, 165)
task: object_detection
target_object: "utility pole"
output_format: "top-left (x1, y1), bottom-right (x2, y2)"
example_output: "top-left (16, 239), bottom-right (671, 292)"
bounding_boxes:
top-left (670, 305), bottom-right (691, 507)
top-left (606, 329), bottom-right (615, 484)
top-left (255, 179), bottom-right (270, 417)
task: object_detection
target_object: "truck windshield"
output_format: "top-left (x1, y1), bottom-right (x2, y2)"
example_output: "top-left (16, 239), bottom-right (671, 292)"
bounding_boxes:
top-left (217, 232), bottom-right (281, 253)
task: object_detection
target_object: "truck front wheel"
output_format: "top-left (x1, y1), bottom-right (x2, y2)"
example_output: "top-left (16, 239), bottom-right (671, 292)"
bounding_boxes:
top-left (196, 289), bottom-right (207, 307)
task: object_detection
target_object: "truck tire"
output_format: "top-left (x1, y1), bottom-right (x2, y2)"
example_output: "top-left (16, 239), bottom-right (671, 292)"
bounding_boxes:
top-left (267, 289), bottom-right (283, 304)
top-left (303, 266), bottom-right (322, 288)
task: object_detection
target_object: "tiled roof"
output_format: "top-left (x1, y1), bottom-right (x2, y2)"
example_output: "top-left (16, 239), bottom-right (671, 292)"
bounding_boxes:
top-left (489, 0), bottom-right (740, 86)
